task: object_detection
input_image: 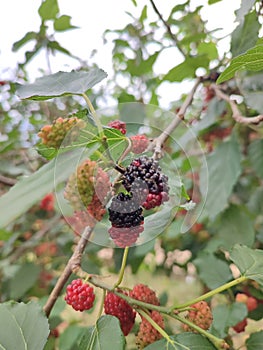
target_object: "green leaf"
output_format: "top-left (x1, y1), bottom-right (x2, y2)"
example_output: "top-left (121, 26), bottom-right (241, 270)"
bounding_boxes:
top-left (248, 139), bottom-right (263, 178)
top-left (235, 0), bottom-right (256, 22)
top-left (139, 5), bottom-right (147, 23)
top-left (16, 68), bottom-right (107, 100)
top-left (145, 332), bottom-right (217, 349)
top-left (127, 51), bottom-right (159, 76)
top-left (0, 149), bottom-right (92, 228)
top-left (246, 331), bottom-right (263, 350)
top-left (208, 0), bottom-right (222, 4)
top-left (198, 42), bottom-right (218, 60)
top-left (230, 244), bottom-right (263, 286)
top-left (199, 137), bottom-right (241, 220)
top-left (38, 0), bottom-right (59, 21)
top-left (238, 72), bottom-right (263, 113)
top-left (163, 56), bottom-right (209, 82)
top-left (12, 31), bottom-right (38, 51)
top-left (194, 252), bottom-right (232, 289)
top-left (9, 263), bottom-right (41, 299)
top-left (216, 205), bottom-right (255, 248)
top-left (211, 302), bottom-right (247, 338)
top-left (103, 128), bottom-right (128, 162)
top-left (47, 40), bottom-right (71, 56)
top-left (54, 15), bottom-right (78, 31)
top-left (0, 301), bottom-right (49, 350)
top-left (78, 315), bottom-right (125, 350)
top-left (231, 11), bottom-right (260, 57)
top-left (59, 325), bottom-right (84, 350)
top-left (217, 45), bottom-right (263, 83)
top-left (0, 229), bottom-right (12, 241)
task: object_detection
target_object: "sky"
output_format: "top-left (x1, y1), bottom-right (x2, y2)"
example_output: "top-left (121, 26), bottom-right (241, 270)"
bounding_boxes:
top-left (0, 0), bottom-right (241, 106)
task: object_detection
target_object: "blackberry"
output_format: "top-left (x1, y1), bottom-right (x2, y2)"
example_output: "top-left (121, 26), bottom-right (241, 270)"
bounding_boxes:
top-left (109, 225), bottom-right (144, 248)
top-left (104, 291), bottom-right (136, 336)
top-left (65, 279), bottom-right (95, 312)
top-left (130, 284), bottom-right (160, 307)
top-left (122, 156), bottom-right (169, 210)
top-left (108, 192), bottom-right (144, 228)
top-left (182, 301), bottom-right (213, 332)
top-left (136, 310), bottom-right (165, 349)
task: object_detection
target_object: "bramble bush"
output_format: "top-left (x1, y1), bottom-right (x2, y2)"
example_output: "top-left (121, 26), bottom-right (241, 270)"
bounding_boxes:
top-left (0, 1), bottom-right (263, 349)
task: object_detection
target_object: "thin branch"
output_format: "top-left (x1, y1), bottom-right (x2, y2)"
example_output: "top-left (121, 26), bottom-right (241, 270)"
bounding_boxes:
top-left (149, 0), bottom-right (186, 58)
top-left (43, 226), bottom-right (93, 317)
top-left (211, 83), bottom-right (263, 125)
top-left (149, 77), bottom-right (202, 159)
top-left (0, 175), bottom-right (17, 186)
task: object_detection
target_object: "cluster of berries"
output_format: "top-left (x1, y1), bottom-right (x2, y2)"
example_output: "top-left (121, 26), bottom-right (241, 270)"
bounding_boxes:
top-left (104, 283), bottom-right (164, 347)
top-left (64, 159), bottom-right (110, 231)
top-left (108, 156), bottom-right (169, 247)
top-left (182, 301), bottom-right (213, 332)
top-left (65, 281), bottom-right (164, 348)
top-left (38, 116), bottom-right (86, 149)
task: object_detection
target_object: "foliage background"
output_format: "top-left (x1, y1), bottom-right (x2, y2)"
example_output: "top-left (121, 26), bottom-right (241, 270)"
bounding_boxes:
top-left (0, 0), bottom-right (263, 349)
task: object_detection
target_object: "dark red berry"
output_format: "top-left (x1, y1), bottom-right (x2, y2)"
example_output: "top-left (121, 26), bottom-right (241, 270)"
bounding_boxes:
top-left (104, 291), bottom-right (136, 335)
top-left (108, 120), bottom-right (126, 134)
top-left (130, 134), bottom-right (149, 154)
top-left (232, 318), bottom-right (247, 333)
top-left (65, 279), bottom-right (95, 311)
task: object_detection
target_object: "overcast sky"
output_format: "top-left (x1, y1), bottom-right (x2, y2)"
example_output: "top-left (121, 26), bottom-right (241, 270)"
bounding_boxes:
top-left (0, 0), bottom-right (240, 105)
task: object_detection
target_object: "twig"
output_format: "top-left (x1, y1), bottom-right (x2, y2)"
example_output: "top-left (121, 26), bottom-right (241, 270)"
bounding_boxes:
top-left (149, 0), bottom-right (186, 58)
top-left (0, 175), bottom-right (17, 186)
top-left (43, 226), bottom-right (93, 317)
top-left (211, 83), bottom-right (263, 125)
top-left (149, 77), bottom-right (201, 159)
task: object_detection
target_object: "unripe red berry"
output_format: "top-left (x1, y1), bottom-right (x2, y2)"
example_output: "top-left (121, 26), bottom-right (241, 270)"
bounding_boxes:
top-left (130, 134), bottom-right (149, 154)
top-left (136, 310), bottom-right (164, 349)
top-left (104, 291), bottom-right (136, 336)
top-left (65, 279), bottom-right (95, 312)
top-left (183, 301), bottom-right (213, 332)
top-left (108, 120), bottom-right (126, 134)
top-left (130, 284), bottom-right (160, 307)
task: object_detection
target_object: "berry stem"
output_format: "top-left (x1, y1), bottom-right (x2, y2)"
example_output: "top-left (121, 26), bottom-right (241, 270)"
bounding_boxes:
top-left (114, 246), bottom-right (129, 288)
top-left (97, 289), bottom-right (106, 319)
top-left (81, 93), bottom-right (104, 135)
top-left (137, 309), bottom-right (180, 349)
top-left (171, 314), bottom-right (229, 350)
top-left (171, 276), bottom-right (248, 311)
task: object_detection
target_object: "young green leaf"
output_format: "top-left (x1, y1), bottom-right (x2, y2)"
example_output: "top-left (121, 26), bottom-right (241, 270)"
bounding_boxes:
top-left (217, 45), bottom-right (263, 83)
top-left (230, 244), bottom-right (263, 286)
top-left (16, 68), bottom-right (107, 100)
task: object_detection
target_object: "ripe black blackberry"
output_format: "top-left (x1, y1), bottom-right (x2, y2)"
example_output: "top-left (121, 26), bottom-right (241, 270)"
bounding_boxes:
top-left (108, 192), bottom-right (144, 228)
top-left (122, 156), bottom-right (169, 210)
top-left (108, 192), bottom-right (144, 247)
